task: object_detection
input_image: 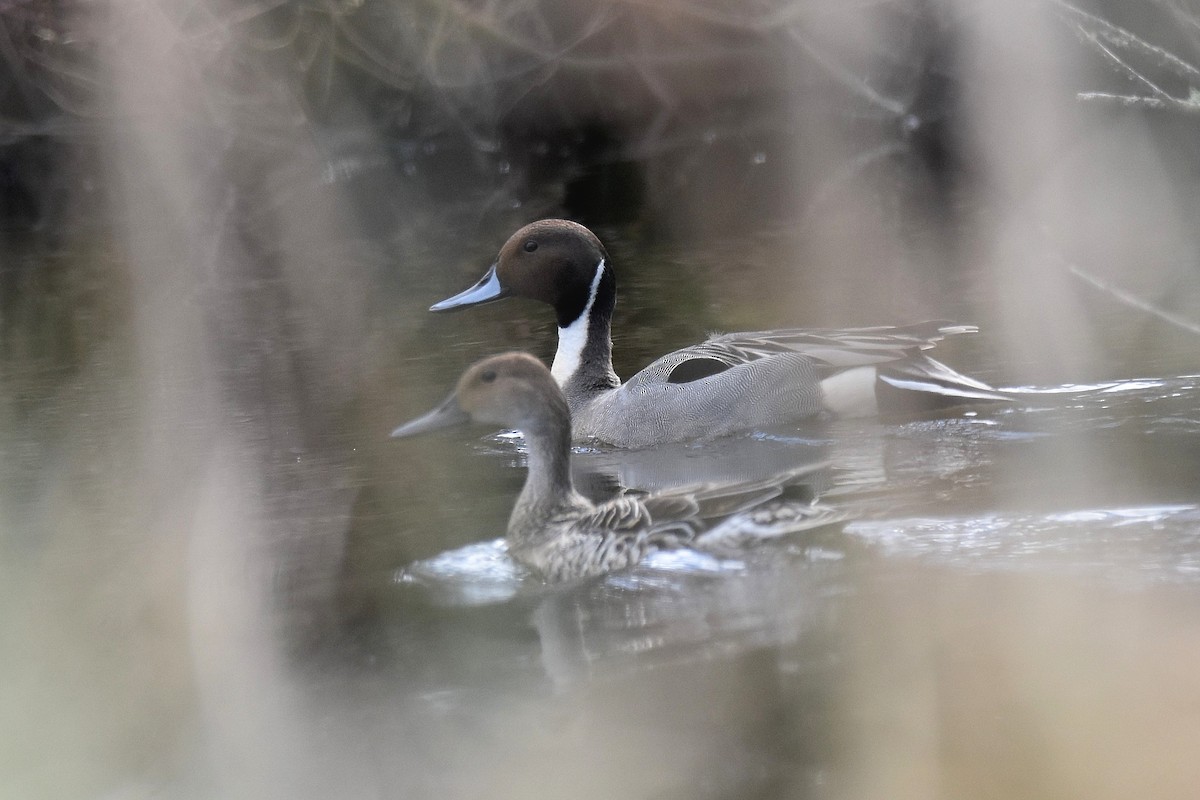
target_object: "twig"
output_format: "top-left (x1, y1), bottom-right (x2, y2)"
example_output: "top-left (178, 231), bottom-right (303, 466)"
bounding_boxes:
top-left (1080, 29), bottom-right (1172, 98)
top-left (1077, 90), bottom-right (1200, 113)
top-left (1051, 0), bottom-right (1200, 82)
top-left (1067, 263), bottom-right (1200, 337)
top-left (786, 27), bottom-right (906, 116)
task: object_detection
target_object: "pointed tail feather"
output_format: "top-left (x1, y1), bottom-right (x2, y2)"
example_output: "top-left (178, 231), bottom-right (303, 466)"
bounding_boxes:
top-left (875, 356), bottom-right (1012, 413)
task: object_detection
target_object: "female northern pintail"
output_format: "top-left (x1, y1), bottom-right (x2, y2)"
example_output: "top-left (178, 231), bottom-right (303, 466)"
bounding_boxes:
top-left (391, 353), bottom-right (843, 582)
top-left (430, 219), bottom-right (1009, 448)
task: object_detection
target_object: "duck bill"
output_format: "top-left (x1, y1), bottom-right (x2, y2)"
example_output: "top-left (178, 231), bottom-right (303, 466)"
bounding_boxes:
top-left (390, 392), bottom-right (470, 438)
top-left (429, 263), bottom-right (509, 312)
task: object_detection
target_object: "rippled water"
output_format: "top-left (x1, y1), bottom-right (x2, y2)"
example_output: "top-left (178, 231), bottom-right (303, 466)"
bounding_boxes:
top-left (346, 372), bottom-right (1200, 798)
top-left (405, 374), bottom-right (1200, 593)
top-left (385, 377), bottom-right (1196, 631)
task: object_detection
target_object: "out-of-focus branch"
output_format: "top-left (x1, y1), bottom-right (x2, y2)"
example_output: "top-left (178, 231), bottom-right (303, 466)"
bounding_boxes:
top-left (1053, 1), bottom-right (1200, 118)
top-left (787, 26), bottom-right (908, 116)
top-left (1052, 0), bottom-right (1200, 82)
top-left (1077, 89), bottom-right (1200, 113)
top-left (1067, 262), bottom-right (1200, 337)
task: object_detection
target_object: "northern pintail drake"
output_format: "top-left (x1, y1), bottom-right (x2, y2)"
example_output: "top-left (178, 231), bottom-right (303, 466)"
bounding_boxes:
top-left (391, 353), bottom-right (844, 582)
top-left (431, 219), bottom-right (1010, 448)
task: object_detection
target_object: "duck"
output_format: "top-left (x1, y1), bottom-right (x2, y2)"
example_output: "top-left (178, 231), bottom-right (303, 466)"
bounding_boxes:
top-left (391, 352), bottom-right (845, 582)
top-left (429, 219), bottom-right (1010, 448)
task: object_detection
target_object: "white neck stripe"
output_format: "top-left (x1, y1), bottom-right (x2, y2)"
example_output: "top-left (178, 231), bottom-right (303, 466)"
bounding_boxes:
top-left (551, 258), bottom-right (606, 386)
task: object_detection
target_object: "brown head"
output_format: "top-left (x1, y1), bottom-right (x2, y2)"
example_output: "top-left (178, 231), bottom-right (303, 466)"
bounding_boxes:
top-left (430, 219), bottom-right (615, 329)
top-left (390, 352), bottom-right (570, 439)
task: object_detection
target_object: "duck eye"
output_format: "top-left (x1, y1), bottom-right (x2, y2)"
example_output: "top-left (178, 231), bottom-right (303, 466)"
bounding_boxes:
top-left (523, 240), bottom-right (538, 253)
top-left (480, 370), bottom-right (497, 383)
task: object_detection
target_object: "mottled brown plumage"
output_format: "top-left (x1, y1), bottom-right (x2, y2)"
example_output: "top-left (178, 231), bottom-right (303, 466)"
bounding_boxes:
top-left (391, 353), bottom-right (843, 581)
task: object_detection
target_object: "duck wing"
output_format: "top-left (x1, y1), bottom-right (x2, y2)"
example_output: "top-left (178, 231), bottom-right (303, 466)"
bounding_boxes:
top-left (626, 465), bottom-right (849, 557)
top-left (692, 501), bottom-right (851, 556)
top-left (557, 462), bottom-right (842, 571)
top-left (633, 462), bottom-right (829, 524)
top-left (574, 495), bottom-right (703, 543)
top-left (556, 496), bottom-right (699, 574)
top-left (574, 495), bottom-right (653, 531)
top-left (640, 494), bottom-right (702, 521)
top-left (622, 321), bottom-right (975, 387)
top-left (672, 321), bottom-right (978, 381)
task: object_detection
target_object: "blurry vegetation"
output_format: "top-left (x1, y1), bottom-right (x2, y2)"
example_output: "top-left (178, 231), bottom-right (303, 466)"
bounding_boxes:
top-left (2, 2), bottom-right (1200, 799)
top-left (0, 0), bottom-right (1197, 232)
top-left (2, 0), bottom-right (1199, 287)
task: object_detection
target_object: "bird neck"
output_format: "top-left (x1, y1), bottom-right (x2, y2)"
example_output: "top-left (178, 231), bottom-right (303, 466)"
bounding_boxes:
top-left (509, 416), bottom-right (586, 544)
top-left (550, 259), bottom-right (620, 401)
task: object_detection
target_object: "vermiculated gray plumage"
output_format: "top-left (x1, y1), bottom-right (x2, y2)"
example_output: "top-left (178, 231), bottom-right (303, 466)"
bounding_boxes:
top-left (430, 220), bottom-right (1011, 447)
